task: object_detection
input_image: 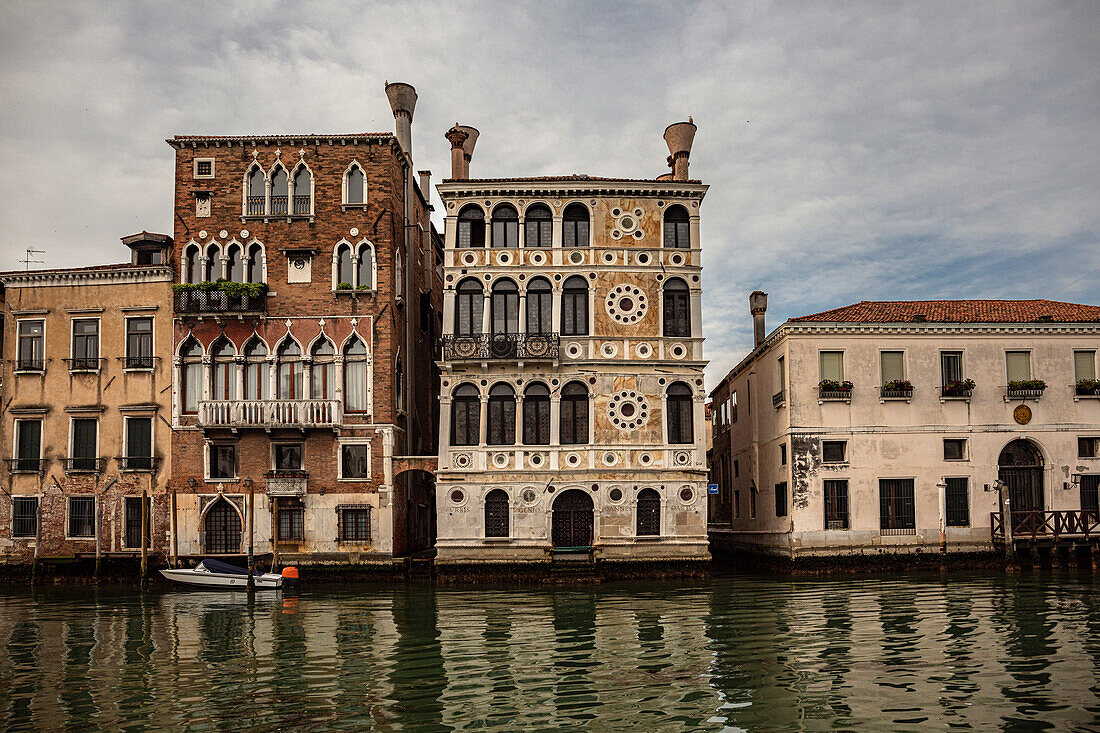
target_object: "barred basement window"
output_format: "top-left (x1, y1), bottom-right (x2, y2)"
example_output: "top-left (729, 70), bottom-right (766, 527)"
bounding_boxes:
top-left (280, 505), bottom-right (305, 541)
top-left (879, 478), bottom-right (916, 534)
top-left (1082, 475), bottom-right (1099, 515)
top-left (945, 477), bottom-right (970, 527)
top-left (774, 482), bottom-right (787, 517)
top-left (636, 488), bottom-right (661, 536)
top-left (12, 496), bottom-right (38, 538)
top-left (337, 505), bottom-right (371, 542)
top-left (484, 489), bottom-right (510, 537)
top-left (68, 497), bottom-right (95, 538)
top-left (824, 480), bottom-right (849, 530)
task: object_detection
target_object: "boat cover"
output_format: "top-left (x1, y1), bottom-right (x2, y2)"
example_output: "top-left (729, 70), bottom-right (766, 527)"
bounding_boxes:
top-left (200, 558), bottom-right (251, 575)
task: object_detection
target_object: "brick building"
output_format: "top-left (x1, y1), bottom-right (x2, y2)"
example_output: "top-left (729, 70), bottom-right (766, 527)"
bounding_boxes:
top-left (0, 233), bottom-right (173, 561)
top-left (167, 82), bottom-right (442, 563)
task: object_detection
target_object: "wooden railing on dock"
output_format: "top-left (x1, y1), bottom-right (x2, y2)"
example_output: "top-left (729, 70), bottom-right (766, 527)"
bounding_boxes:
top-left (991, 510), bottom-right (1100, 541)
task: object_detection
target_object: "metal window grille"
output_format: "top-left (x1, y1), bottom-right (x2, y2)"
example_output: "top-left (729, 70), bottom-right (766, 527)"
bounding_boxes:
top-left (775, 482), bottom-right (788, 518)
top-left (484, 491), bottom-right (510, 537)
top-left (204, 501), bottom-right (241, 554)
top-left (945, 477), bottom-right (970, 527)
top-left (551, 490), bottom-right (594, 548)
top-left (280, 507), bottom-right (305, 541)
top-left (824, 480), bottom-right (849, 530)
top-left (338, 506), bottom-right (371, 543)
top-left (124, 497), bottom-right (151, 549)
top-left (1081, 475), bottom-right (1100, 515)
top-left (68, 497), bottom-right (95, 537)
top-left (12, 497), bottom-right (38, 538)
top-left (880, 479), bottom-right (916, 533)
top-left (636, 490), bottom-right (661, 536)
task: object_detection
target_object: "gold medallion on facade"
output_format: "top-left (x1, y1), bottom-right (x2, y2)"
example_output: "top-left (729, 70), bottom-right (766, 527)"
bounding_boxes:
top-left (1013, 404), bottom-right (1032, 425)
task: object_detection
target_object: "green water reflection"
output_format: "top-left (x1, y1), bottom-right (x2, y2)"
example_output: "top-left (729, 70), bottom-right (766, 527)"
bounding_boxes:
top-left (1, 570), bottom-right (1098, 731)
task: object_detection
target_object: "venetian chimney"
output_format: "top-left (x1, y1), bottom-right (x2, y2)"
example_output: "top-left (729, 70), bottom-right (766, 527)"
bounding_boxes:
top-left (750, 291), bottom-right (768, 348)
top-left (663, 117), bottom-right (697, 181)
top-left (385, 81), bottom-right (417, 159)
top-left (445, 124), bottom-right (469, 179)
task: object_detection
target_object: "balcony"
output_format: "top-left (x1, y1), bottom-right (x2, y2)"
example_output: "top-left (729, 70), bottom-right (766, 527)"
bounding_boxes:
top-left (1006, 380), bottom-right (1046, 401)
top-left (772, 390), bottom-right (786, 408)
top-left (941, 380), bottom-right (975, 401)
top-left (66, 357), bottom-right (105, 373)
top-left (247, 196), bottom-right (265, 216)
top-left (197, 399), bottom-right (342, 429)
top-left (116, 456), bottom-right (161, 472)
top-left (14, 357), bottom-right (45, 373)
top-left (442, 333), bottom-right (560, 361)
top-left (4, 458), bottom-right (45, 474)
top-left (880, 386), bottom-right (914, 401)
top-left (63, 457), bottom-right (106, 473)
top-left (265, 470), bottom-right (308, 497)
top-left (174, 289), bottom-right (268, 316)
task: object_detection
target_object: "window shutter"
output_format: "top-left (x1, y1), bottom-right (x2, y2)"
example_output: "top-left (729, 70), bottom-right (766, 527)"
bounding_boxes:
top-left (820, 351), bottom-right (844, 381)
top-left (1075, 351), bottom-right (1096, 381)
top-left (1005, 351), bottom-right (1031, 382)
top-left (880, 351), bottom-right (905, 382)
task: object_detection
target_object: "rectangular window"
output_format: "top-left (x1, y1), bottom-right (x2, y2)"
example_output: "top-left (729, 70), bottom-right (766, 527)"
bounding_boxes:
top-left (879, 478), bottom-right (916, 533)
top-left (733, 459), bottom-right (739, 478)
top-left (1005, 351), bottom-right (1031, 382)
top-left (279, 507), bottom-right (305, 541)
top-left (1081, 475), bottom-right (1099, 515)
top-left (71, 319), bottom-right (100, 370)
top-left (125, 417), bottom-right (154, 470)
top-left (136, 249), bottom-right (163, 265)
top-left (341, 444), bottom-right (370, 479)
top-left (17, 320), bottom-right (45, 370)
top-left (819, 351), bottom-right (845, 382)
top-left (734, 489), bottom-right (741, 518)
top-left (126, 317), bottom-right (154, 369)
top-left (68, 496), bottom-right (95, 538)
top-left (338, 506), bottom-right (371, 542)
top-left (780, 443), bottom-right (787, 465)
top-left (777, 356), bottom-right (786, 391)
top-left (749, 487), bottom-right (757, 519)
top-left (944, 439), bottom-right (968, 461)
top-left (12, 496), bottom-right (38, 538)
top-left (775, 482), bottom-right (788, 517)
top-left (824, 480), bottom-right (849, 530)
top-left (14, 420), bottom-right (42, 472)
top-left (822, 441), bottom-right (847, 463)
top-left (941, 351), bottom-right (963, 385)
top-left (945, 477), bottom-right (970, 527)
top-left (1075, 350), bottom-right (1097, 381)
top-left (1080, 437), bottom-right (1099, 459)
top-left (880, 351), bottom-right (905, 383)
top-left (70, 418), bottom-right (98, 471)
top-left (209, 444), bottom-right (237, 479)
top-left (124, 496), bottom-right (151, 549)
top-left (273, 444), bottom-right (303, 471)
top-left (731, 391), bottom-right (738, 423)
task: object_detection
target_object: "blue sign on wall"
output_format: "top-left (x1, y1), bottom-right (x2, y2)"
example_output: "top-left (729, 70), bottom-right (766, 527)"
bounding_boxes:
top-left (707, 484), bottom-right (719, 495)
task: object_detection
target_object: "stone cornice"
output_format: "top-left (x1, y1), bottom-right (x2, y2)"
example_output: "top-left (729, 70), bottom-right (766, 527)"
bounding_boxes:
top-left (0, 266), bottom-right (172, 288)
top-left (437, 179), bottom-right (708, 200)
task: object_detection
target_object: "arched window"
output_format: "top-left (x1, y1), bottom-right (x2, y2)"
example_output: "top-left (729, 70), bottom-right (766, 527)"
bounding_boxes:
top-left (243, 338), bottom-right (268, 400)
top-left (524, 204), bottom-right (552, 247)
top-left (345, 163), bottom-right (365, 205)
top-left (292, 166), bottom-right (311, 215)
top-left (344, 336), bottom-right (369, 412)
top-left (226, 244), bottom-right (243, 282)
top-left (211, 338), bottom-right (237, 401)
top-left (523, 383), bottom-right (550, 445)
top-left (663, 205), bottom-right (690, 248)
top-left (485, 489), bottom-right (510, 538)
top-left (245, 243), bottom-right (264, 283)
top-left (356, 242), bottom-right (374, 290)
top-left (561, 276), bottom-right (589, 336)
top-left (335, 243), bottom-right (353, 288)
top-left (526, 278), bottom-right (552, 335)
top-left (636, 488), bottom-right (661, 536)
top-left (457, 205), bottom-right (485, 248)
top-left (560, 381), bottom-right (589, 445)
top-left (563, 203), bottom-right (590, 247)
top-left (247, 166), bottom-right (265, 215)
top-left (203, 244), bottom-right (219, 282)
top-left (451, 384), bottom-right (480, 446)
top-left (491, 279), bottom-right (519, 335)
top-left (455, 278), bottom-right (484, 336)
top-left (491, 204), bottom-right (519, 248)
top-left (183, 244), bottom-right (201, 284)
top-left (310, 338), bottom-right (335, 399)
top-left (487, 383), bottom-right (516, 445)
top-left (270, 166), bottom-right (289, 215)
top-left (276, 340), bottom-right (303, 400)
top-left (663, 278), bottom-right (691, 337)
top-left (180, 339), bottom-right (203, 414)
top-left (666, 382), bottom-right (694, 444)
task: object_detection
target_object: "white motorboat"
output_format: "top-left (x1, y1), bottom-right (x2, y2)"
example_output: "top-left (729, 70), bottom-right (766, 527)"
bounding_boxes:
top-left (160, 558), bottom-right (284, 590)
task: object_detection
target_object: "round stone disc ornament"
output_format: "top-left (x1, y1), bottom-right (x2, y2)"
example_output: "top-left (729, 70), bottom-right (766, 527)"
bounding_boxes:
top-left (608, 390), bottom-right (650, 432)
top-left (605, 284), bottom-right (647, 324)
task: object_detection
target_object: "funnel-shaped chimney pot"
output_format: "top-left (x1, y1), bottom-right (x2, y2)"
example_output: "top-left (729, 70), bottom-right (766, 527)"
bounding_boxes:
top-left (385, 81), bottom-right (417, 158)
top-left (664, 118), bottom-right (697, 181)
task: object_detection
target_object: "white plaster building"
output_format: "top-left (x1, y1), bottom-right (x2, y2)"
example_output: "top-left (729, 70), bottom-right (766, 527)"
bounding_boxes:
top-left (432, 121), bottom-right (710, 565)
top-left (708, 296), bottom-right (1100, 558)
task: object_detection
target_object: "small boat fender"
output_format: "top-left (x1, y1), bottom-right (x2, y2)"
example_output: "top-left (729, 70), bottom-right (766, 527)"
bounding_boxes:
top-left (281, 566), bottom-right (299, 589)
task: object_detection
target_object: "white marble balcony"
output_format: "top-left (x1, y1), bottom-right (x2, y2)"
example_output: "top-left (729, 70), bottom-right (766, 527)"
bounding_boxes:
top-left (197, 399), bottom-right (342, 428)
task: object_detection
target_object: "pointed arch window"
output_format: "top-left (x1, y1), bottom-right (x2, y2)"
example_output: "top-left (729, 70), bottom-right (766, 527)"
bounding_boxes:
top-left (183, 244), bottom-right (202, 284)
top-left (247, 167), bottom-right (265, 215)
top-left (292, 166), bottom-right (312, 215)
top-left (356, 242), bottom-right (374, 290)
top-left (562, 276), bottom-right (589, 336)
top-left (524, 204), bottom-right (552, 248)
top-left (245, 243), bottom-right (264, 283)
top-left (666, 382), bottom-right (694, 444)
top-left (455, 278), bottom-right (484, 336)
top-left (336, 243), bottom-right (353, 288)
top-left (243, 339), bottom-right (268, 400)
top-left (491, 204), bottom-right (519, 248)
top-left (344, 336), bottom-right (369, 413)
top-left (636, 489), bottom-right (661, 536)
top-left (560, 382), bottom-right (589, 445)
top-left (663, 278), bottom-right (691, 337)
top-left (487, 383), bottom-right (516, 446)
top-left (203, 244), bottom-right (219, 282)
top-left (485, 489), bottom-right (510, 537)
top-left (211, 339), bottom-right (237, 401)
top-left (270, 167), bottom-right (289, 215)
top-left (523, 383), bottom-right (551, 445)
top-left (526, 278), bottom-right (552, 335)
top-left (457, 205), bottom-right (485, 248)
top-left (451, 384), bottom-right (480, 446)
top-left (563, 203), bottom-right (590, 247)
top-left (310, 339), bottom-right (335, 399)
top-left (180, 339), bottom-right (203, 414)
top-left (226, 244), bottom-right (243, 282)
top-left (276, 340), bottom-right (303, 400)
top-left (664, 205), bottom-right (690, 248)
top-left (345, 164), bottom-right (365, 205)
top-left (491, 279), bottom-right (519, 335)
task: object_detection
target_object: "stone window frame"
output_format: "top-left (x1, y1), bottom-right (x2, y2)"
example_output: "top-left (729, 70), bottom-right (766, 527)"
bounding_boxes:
top-left (337, 439), bottom-right (372, 482)
top-left (341, 161), bottom-right (368, 209)
top-left (65, 495), bottom-right (97, 540)
top-left (193, 157), bottom-right (215, 180)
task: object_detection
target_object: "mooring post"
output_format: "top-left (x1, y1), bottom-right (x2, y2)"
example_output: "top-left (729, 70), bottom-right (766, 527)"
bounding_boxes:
top-left (140, 488), bottom-right (149, 591)
top-left (1002, 493), bottom-right (1015, 562)
top-left (246, 478), bottom-right (255, 593)
top-left (94, 490), bottom-right (102, 584)
top-left (31, 498), bottom-right (41, 587)
top-left (170, 480), bottom-right (178, 568)
top-left (272, 497), bottom-right (280, 571)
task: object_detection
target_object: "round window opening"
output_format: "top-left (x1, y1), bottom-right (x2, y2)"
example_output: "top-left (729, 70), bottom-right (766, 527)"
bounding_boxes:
top-left (610, 488), bottom-right (623, 502)
top-left (680, 488), bottom-right (694, 502)
top-left (450, 490), bottom-right (465, 504)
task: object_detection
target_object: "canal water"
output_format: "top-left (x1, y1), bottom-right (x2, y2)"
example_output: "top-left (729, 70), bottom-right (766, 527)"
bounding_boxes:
top-left (1, 570), bottom-right (1097, 731)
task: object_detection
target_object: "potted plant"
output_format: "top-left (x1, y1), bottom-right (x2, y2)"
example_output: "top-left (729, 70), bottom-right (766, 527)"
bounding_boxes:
top-left (1077, 378), bottom-right (1100, 396)
top-left (942, 378), bottom-right (976, 397)
top-left (882, 379), bottom-right (913, 392)
top-left (1007, 379), bottom-right (1047, 392)
top-left (336, 281), bottom-right (353, 291)
top-left (818, 379), bottom-right (853, 393)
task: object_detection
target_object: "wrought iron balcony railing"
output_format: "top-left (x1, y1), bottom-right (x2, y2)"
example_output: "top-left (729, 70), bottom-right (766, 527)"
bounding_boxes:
top-left (442, 333), bottom-right (560, 361)
top-left (63, 457), bottom-right (106, 473)
top-left (772, 390), bottom-right (786, 408)
top-left (116, 456), bottom-right (161, 472)
top-left (1006, 387), bottom-right (1045, 400)
top-left (271, 195), bottom-right (289, 216)
top-left (66, 357), bottom-right (105, 372)
top-left (197, 399), bottom-right (342, 428)
top-left (819, 388), bottom-right (852, 401)
top-left (174, 289), bottom-right (268, 315)
top-left (293, 195), bottom-right (311, 215)
top-left (14, 357), bottom-right (45, 372)
top-left (121, 355), bottom-right (157, 370)
top-left (880, 386), bottom-right (914, 400)
top-left (4, 458), bottom-right (45, 474)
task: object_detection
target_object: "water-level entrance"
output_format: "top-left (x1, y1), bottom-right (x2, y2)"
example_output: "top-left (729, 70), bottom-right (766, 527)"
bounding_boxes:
top-left (998, 439), bottom-right (1044, 513)
top-left (551, 489), bottom-right (593, 548)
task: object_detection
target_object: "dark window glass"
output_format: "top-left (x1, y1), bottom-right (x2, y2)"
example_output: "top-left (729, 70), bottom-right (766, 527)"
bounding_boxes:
top-left (338, 507), bottom-right (371, 542)
top-left (271, 167), bottom-right (289, 215)
top-left (490, 204), bottom-right (519, 248)
top-left (280, 507), bottom-right (305, 540)
top-left (210, 444), bottom-right (237, 479)
top-left (136, 249), bottom-right (163, 265)
top-left (822, 441), bottom-right (846, 463)
top-left (1081, 475), bottom-right (1099, 515)
top-left (71, 319), bottom-right (99, 368)
top-left (356, 244), bottom-right (373, 289)
top-left (880, 479), bottom-right (916, 532)
top-left (457, 205), bottom-right (485, 248)
top-left (561, 276), bottom-right (588, 336)
top-left (71, 419), bottom-right (97, 470)
top-left (274, 444), bottom-right (303, 471)
top-left (346, 166), bottom-right (365, 205)
top-left (780, 444), bottom-right (788, 465)
top-left (775, 482), bottom-right (788, 517)
top-left (944, 439), bottom-right (968, 460)
top-left (487, 384), bottom-right (516, 446)
top-left (524, 204), bottom-right (552, 247)
top-left (662, 278), bottom-right (690, 337)
top-left (15, 420), bottom-right (42, 471)
top-left (12, 497), bottom-right (38, 537)
top-left (246, 244), bottom-right (263, 283)
top-left (451, 385), bottom-right (481, 446)
top-left (562, 203), bottom-right (589, 247)
top-left (455, 279), bottom-right (484, 336)
top-left (941, 351), bottom-right (963, 385)
top-left (69, 497), bottom-right (95, 538)
top-left (636, 488), bottom-right (660, 536)
top-left (491, 280), bottom-right (520, 335)
top-left (663, 205), bottom-right (690, 248)
top-left (337, 245), bottom-right (353, 286)
top-left (341, 444), bottom-right (370, 479)
top-left (560, 382), bottom-right (589, 445)
top-left (824, 480), bottom-right (849, 530)
top-left (523, 384), bottom-right (551, 445)
top-left (126, 418), bottom-right (153, 470)
top-left (17, 320), bottom-right (44, 370)
top-left (126, 317), bottom-right (153, 369)
top-left (945, 477), bottom-right (970, 527)
top-left (526, 279), bottom-right (553, 335)
top-left (292, 167), bottom-right (311, 214)
top-left (247, 168), bottom-right (265, 215)
top-left (666, 382), bottom-right (694, 444)
top-left (196, 160), bottom-right (213, 176)
top-left (734, 459), bottom-right (739, 478)
top-left (1079, 437), bottom-right (1098, 459)
top-left (226, 244), bottom-right (243, 282)
top-left (485, 489), bottom-right (510, 537)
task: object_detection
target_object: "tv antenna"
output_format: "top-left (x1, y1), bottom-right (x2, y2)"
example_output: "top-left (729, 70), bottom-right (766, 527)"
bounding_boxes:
top-left (19, 247), bottom-right (44, 270)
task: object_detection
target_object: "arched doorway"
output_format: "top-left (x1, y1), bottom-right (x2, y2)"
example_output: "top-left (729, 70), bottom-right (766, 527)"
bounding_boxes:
top-left (204, 498), bottom-right (242, 555)
top-left (551, 489), bottom-right (593, 549)
top-left (999, 439), bottom-right (1044, 514)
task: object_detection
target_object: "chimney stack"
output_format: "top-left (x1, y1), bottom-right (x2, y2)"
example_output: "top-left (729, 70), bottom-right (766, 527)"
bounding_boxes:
top-left (418, 169), bottom-right (431, 197)
top-left (750, 291), bottom-right (768, 348)
top-left (663, 117), bottom-right (697, 181)
top-left (385, 81), bottom-right (417, 159)
top-left (445, 124), bottom-right (479, 179)
top-left (458, 125), bottom-right (478, 178)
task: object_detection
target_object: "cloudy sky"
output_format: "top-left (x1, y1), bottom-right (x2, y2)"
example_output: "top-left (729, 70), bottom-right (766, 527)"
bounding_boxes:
top-left (1, 1), bottom-right (1097, 386)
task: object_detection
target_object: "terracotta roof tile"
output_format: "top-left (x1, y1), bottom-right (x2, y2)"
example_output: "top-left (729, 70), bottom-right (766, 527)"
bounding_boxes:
top-left (789, 299), bottom-right (1100, 324)
top-left (0, 263), bottom-right (163, 278)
